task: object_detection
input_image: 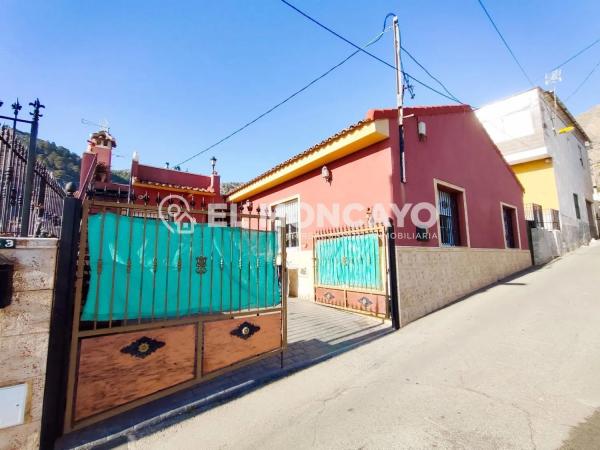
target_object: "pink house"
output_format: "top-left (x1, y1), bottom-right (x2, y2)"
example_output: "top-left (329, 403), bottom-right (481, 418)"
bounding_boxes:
top-left (78, 130), bottom-right (222, 207)
top-left (228, 105), bottom-right (532, 326)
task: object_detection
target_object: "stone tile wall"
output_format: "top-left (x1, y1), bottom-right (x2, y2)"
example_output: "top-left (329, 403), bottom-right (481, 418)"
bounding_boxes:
top-left (0, 239), bottom-right (58, 450)
top-left (395, 246), bottom-right (531, 326)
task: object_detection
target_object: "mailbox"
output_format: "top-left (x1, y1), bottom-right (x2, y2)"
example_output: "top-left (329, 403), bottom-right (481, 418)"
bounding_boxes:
top-left (0, 255), bottom-right (13, 309)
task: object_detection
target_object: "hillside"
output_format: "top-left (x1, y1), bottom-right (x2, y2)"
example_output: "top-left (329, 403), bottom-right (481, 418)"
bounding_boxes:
top-left (577, 105), bottom-right (600, 144)
top-left (576, 105), bottom-right (600, 186)
top-left (15, 131), bottom-right (131, 186)
top-left (221, 181), bottom-right (244, 195)
top-left (16, 131), bottom-right (81, 185)
top-left (11, 131), bottom-right (241, 191)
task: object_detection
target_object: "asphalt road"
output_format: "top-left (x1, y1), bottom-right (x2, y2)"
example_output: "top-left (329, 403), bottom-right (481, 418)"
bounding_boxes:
top-left (124, 241), bottom-right (600, 450)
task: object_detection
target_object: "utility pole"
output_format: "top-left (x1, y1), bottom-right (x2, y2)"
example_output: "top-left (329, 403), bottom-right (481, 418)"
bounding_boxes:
top-left (392, 16), bottom-right (406, 183)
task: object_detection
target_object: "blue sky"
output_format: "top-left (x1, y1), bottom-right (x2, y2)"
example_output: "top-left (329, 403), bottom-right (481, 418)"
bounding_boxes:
top-left (2, 0), bottom-right (599, 182)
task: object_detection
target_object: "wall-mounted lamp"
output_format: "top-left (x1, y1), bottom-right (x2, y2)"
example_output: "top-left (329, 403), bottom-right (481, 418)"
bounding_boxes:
top-left (418, 121), bottom-right (427, 141)
top-left (132, 151), bottom-right (140, 162)
top-left (321, 165), bottom-right (332, 183)
top-left (210, 156), bottom-right (217, 174)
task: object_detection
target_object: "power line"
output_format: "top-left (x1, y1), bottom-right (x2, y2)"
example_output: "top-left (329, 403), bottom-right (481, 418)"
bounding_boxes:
top-left (400, 46), bottom-right (459, 102)
top-left (177, 10), bottom-right (465, 167)
top-left (379, 11), bottom-right (459, 101)
top-left (566, 58), bottom-right (600, 100)
top-left (476, 0), bottom-right (534, 87)
top-left (551, 37), bottom-right (600, 72)
top-left (279, 0), bottom-right (464, 104)
top-left (176, 29), bottom-right (388, 167)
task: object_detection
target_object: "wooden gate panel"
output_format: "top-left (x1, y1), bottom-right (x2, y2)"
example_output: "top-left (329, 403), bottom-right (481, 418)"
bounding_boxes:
top-left (74, 324), bottom-right (196, 421)
top-left (315, 287), bottom-right (346, 308)
top-left (346, 291), bottom-right (387, 315)
top-left (202, 313), bottom-right (282, 374)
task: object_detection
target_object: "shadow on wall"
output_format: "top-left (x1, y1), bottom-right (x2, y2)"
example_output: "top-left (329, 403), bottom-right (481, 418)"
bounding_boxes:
top-left (560, 409), bottom-right (600, 449)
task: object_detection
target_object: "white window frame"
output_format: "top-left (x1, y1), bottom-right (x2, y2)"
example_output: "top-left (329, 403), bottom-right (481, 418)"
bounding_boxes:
top-left (269, 194), bottom-right (301, 250)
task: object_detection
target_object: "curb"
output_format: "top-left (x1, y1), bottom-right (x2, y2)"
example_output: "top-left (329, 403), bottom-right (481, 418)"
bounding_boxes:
top-left (66, 328), bottom-right (392, 449)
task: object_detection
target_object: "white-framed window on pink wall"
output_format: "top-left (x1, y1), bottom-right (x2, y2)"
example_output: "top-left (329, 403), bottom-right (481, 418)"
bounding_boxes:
top-left (274, 198), bottom-right (299, 249)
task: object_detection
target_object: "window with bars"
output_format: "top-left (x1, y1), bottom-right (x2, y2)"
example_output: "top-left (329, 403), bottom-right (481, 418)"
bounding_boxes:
top-left (438, 189), bottom-right (461, 246)
top-left (502, 205), bottom-right (517, 248)
top-left (274, 199), bottom-right (299, 248)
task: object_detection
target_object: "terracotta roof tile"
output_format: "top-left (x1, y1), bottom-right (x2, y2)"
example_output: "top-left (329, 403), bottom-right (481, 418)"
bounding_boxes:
top-left (227, 118), bottom-right (373, 197)
top-left (227, 104), bottom-right (475, 199)
top-left (134, 178), bottom-right (215, 193)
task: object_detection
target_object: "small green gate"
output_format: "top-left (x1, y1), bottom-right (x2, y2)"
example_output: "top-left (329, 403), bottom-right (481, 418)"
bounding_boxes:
top-left (313, 224), bottom-right (389, 318)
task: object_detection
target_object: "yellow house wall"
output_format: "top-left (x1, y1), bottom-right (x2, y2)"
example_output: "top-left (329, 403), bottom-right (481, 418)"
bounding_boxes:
top-left (512, 159), bottom-right (559, 209)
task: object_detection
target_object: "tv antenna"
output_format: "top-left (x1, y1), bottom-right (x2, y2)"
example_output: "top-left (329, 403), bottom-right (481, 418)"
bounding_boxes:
top-left (544, 69), bottom-right (563, 130)
top-left (545, 69), bottom-right (562, 104)
top-left (81, 118), bottom-right (110, 132)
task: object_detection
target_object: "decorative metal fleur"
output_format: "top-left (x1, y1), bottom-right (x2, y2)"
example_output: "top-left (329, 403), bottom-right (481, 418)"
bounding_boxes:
top-left (12, 99), bottom-right (22, 117)
top-left (120, 336), bottom-right (165, 359)
top-left (230, 321), bottom-right (261, 340)
top-left (323, 291), bottom-right (335, 302)
top-left (196, 256), bottom-right (207, 274)
top-left (29, 98), bottom-right (44, 120)
top-left (357, 296), bottom-right (373, 308)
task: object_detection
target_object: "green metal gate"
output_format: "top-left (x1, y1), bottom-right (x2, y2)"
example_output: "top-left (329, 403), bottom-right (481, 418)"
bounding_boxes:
top-left (64, 199), bottom-right (287, 432)
top-left (313, 224), bottom-right (389, 318)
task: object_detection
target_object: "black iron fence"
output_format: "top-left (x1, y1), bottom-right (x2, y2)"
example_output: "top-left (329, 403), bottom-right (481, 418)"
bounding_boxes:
top-left (524, 203), bottom-right (560, 231)
top-left (0, 99), bottom-right (65, 237)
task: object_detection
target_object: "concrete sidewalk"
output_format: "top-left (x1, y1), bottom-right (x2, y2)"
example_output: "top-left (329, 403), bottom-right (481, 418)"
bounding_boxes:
top-left (124, 241), bottom-right (600, 449)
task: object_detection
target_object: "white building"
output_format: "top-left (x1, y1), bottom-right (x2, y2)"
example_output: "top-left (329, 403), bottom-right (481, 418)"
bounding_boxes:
top-left (476, 87), bottom-right (597, 257)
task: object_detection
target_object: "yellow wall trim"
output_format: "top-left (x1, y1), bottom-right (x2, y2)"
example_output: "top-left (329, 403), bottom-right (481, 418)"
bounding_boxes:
top-left (511, 159), bottom-right (559, 209)
top-left (228, 119), bottom-right (390, 202)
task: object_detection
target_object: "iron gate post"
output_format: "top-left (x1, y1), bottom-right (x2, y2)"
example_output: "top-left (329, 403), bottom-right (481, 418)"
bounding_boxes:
top-left (40, 191), bottom-right (81, 449)
top-left (386, 219), bottom-right (400, 330)
top-left (19, 99), bottom-right (44, 237)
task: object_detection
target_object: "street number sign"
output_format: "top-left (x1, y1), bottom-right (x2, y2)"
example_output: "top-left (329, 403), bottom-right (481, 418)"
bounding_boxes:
top-left (0, 238), bottom-right (16, 249)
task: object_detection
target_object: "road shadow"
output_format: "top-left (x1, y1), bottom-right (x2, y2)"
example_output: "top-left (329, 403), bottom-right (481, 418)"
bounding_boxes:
top-left (560, 409), bottom-right (600, 450)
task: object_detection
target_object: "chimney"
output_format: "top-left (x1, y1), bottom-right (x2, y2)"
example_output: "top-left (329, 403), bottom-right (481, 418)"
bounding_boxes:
top-left (82, 130), bottom-right (117, 184)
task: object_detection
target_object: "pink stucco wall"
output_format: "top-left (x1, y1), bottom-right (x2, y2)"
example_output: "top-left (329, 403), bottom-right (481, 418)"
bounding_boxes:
top-left (242, 106), bottom-right (528, 251)
top-left (130, 161), bottom-right (223, 205)
top-left (245, 137), bottom-right (398, 251)
top-left (382, 107), bottom-right (528, 249)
